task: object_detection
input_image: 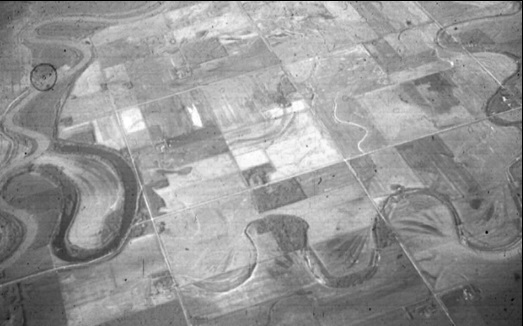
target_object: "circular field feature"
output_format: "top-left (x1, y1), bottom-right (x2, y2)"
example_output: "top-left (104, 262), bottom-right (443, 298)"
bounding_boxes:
top-left (30, 63), bottom-right (57, 91)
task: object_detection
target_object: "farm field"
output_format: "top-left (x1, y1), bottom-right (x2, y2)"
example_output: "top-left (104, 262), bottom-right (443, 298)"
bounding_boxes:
top-left (0, 1), bottom-right (521, 326)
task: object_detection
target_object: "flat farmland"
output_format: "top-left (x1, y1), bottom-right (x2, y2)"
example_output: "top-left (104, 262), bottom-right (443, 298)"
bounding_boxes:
top-left (140, 89), bottom-right (215, 143)
top-left (225, 110), bottom-right (342, 185)
top-left (2, 171), bottom-right (61, 212)
top-left (58, 222), bottom-right (179, 326)
top-left (15, 79), bottom-right (75, 138)
top-left (0, 272), bottom-right (68, 326)
top-left (156, 193), bottom-right (259, 289)
top-left (243, 1), bottom-right (378, 63)
top-left (0, 133), bottom-right (12, 166)
top-left (36, 21), bottom-right (109, 40)
top-left (92, 113), bottom-right (126, 150)
top-left (98, 300), bottom-right (188, 326)
top-left (202, 66), bottom-right (308, 132)
top-left (0, 207), bottom-right (57, 283)
top-left (418, 1), bottom-right (519, 26)
top-left (349, 108), bottom-right (522, 325)
top-left (0, 211), bottom-right (24, 265)
top-left (180, 216), bottom-right (441, 326)
top-left (1, 1), bottom-right (522, 326)
top-left (89, 1), bottom-right (279, 104)
top-left (150, 153), bottom-right (246, 215)
top-left (287, 22), bottom-right (516, 159)
top-left (31, 1), bottom-right (150, 17)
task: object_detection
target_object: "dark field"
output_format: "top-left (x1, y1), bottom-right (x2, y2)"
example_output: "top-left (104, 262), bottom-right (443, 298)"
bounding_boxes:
top-left (18, 272), bottom-right (68, 326)
top-left (31, 1), bottom-right (150, 17)
top-left (0, 211), bottom-right (24, 263)
top-left (36, 21), bottom-right (109, 40)
top-left (99, 300), bottom-right (188, 326)
top-left (0, 207), bottom-right (58, 282)
top-left (2, 171), bottom-right (61, 211)
top-left (0, 272), bottom-right (67, 326)
top-left (15, 79), bottom-right (75, 138)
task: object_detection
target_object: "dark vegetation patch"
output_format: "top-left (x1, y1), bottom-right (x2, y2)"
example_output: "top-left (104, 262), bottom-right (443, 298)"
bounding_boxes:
top-left (0, 211), bottom-right (24, 264)
top-left (15, 87), bottom-right (61, 137)
top-left (349, 1), bottom-right (397, 36)
top-left (66, 126), bottom-right (96, 144)
top-left (486, 87), bottom-right (521, 125)
top-left (16, 71), bottom-right (77, 138)
top-left (349, 154), bottom-right (379, 190)
top-left (0, 171), bottom-right (60, 280)
top-left (397, 135), bottom-right (480, 198)
top-left (36, 21), bottom-right (108, 40)
top-left (317, 228), bottom-right (370, 272)
top-left (181, 37), bottom-right (229, 65)
top-left (0, 1), bottom-right (29, 33)
top-left (31, 1), bottom-right (149, 17)
top-left (242, 163), bottom-right (275, 187)
top-left (252, 214), bottom-right (309, 252)
top-left (509, 158), bottom-right (522, 218)
top-left (458, 28), bottom-right (495, 49)
top-left (163, 129), bottom-right (229, 167)
top-left (252, 178), bottom-right (307, 213)
top-left (18, 273), bottom-right (68, 326)
top-left (28, 43), bottom-right (82, 70)
top-left (165, 124), bottom-right (222, 149)
top-left (412, 72), bottom-right (460, 115)
top-left (364, 38), bottom-right (404, 73)
top-left (143, 99), bottom-right (193, 142)
top-left (98, 300), bottom-right (187, 326)
top-left (1, 171), bottom-right (61, 212)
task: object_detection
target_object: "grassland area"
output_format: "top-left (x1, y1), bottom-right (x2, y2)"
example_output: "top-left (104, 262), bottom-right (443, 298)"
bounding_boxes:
top-left (0, 1), bottom-right (521, 326)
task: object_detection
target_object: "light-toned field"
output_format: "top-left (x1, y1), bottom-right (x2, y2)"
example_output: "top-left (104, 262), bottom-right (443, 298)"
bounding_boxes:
top-left (92, 114), bottom-right (126, 150)
top-left (202, 65), bottom-right (308, 132)
top-left (226, 110), bottom-right (343, 183)
top-left (152, 153), bottom-right (246, 214)
top-left (441, 118), bottom-right (522, 189)
top-left (58, 222), bottom-right (177, 326)
top-left (156, 193), bottom-right (258, 288)
top-left (243, 1), bottom-right (379, 63)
